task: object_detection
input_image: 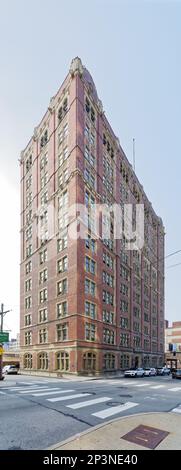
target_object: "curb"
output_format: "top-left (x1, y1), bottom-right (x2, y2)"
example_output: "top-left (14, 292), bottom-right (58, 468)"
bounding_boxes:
top-left (48, 411), bottom-right (164, 450)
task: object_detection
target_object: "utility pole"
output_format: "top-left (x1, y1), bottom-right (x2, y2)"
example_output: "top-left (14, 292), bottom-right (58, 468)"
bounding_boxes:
top-left (0, 304), bottom-right (11, 380)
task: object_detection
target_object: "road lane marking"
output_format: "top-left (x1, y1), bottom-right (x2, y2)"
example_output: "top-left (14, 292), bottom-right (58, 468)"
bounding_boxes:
top-left (47, 393), bottom-right (91, 403)
top-left (92, 402), bottom-right (138, 419)
top-left (67, 396), bottom-right (111, 409)
top-left (32, 389), bottom-right (74, 397)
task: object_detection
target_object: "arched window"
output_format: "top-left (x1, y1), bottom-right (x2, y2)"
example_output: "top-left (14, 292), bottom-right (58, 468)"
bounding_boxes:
top-left (24, 353), bottom-right (32, 369)
top-left (56, 352), bottom-right (69, 371)
top-left (38, 352), bottom-right (48, 370)
top-left (103, 353), bottom-right (115, 370)
top-left (83, 352), bottom-right (96, 371)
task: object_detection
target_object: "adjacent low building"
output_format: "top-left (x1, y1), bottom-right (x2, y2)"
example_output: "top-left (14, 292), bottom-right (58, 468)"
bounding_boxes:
top-left (20, 57), bottom-right (165, 376)
top-left (165, 320), bottom-right (181, 369)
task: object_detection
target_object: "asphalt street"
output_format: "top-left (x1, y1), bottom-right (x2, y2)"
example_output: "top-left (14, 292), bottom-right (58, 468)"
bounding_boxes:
top-left (0, 374), bottom-right (181, 449)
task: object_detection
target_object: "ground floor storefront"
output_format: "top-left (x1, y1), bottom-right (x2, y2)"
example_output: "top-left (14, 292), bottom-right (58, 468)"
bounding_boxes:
top-left (20, 347), bottom-right (164, 375)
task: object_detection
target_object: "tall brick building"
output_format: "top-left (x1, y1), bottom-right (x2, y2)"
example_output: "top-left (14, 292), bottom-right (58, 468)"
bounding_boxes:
top-left (20, 57), bottom-right (165, 375)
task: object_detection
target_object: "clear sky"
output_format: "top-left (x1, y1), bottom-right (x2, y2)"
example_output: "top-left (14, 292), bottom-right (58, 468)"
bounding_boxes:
top-left (0, 0), bottom-right (180, 337)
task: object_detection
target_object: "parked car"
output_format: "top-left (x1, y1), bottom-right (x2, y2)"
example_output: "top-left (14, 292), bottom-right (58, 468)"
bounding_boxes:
top-left (2, 365), bottom-right (18, 375)
top-left (172, 369), bottom-right (181, 379)
top-left (144, 368), bottom-right (157, 376)
top-left (156, 367), bottom-right (171, 376)
top-left (162, 367), bottom-right (171, 375)
top-left (124, 368), bottom-right (145, 378)
top-left (156, 367), bottom-right (165, 375)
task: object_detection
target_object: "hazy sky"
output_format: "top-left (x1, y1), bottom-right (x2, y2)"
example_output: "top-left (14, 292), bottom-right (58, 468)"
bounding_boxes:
top-left (0, 0), bottom-right (180, 337)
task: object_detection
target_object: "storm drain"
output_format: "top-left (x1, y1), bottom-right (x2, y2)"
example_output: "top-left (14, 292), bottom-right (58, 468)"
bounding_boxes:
top-left (122, 425), bottom-right (169, 449)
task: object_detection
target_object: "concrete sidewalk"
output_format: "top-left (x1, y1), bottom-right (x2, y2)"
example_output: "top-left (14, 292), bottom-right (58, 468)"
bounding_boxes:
top-left (50, 412), bottom-right (181, 450)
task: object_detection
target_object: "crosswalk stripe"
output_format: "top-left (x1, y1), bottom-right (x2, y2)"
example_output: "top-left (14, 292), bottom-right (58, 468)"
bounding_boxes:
top-left (19, 382), bottom-right (38, 385)
top-left (32, 389), bottom-right (74, 397)
top-left (0, 391), bottom-right (6, 395)
top-left (150, 385), bottom-right (165, 389)
top-left (92, 401), bottom-right (138, 419)
top-left (19, 387), bottom-right (60, 394)
top-left (47, 393), bottom-right (91, 403)
top-left (67, 396), bottom-right (112, 409)
top-left (168, 387), bottom-right (181, 392)
top-left (120, 382), bottom-right (139, 386)
top-left (8, 386), bottom-right (39, 391)
top-left (134, 384), bottom-right (150, 387)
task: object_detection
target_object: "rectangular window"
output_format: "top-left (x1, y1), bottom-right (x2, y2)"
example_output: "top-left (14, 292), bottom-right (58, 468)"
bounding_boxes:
top-left (57, 301), bottom-right (68, 318)
top-left (120, 300), bottom-right (128, 312)
top-left (39, 328), bottom-right (48, 343)
top-left (25, 296), bottom-right (32, 309)
top-left (25, 279), bottom-right (32, 292)
top-left (39, 269), bottom-right (48, 284)
top-left (85, 278), bottom-right (95, 296)
top-left (25, 331), bottom-right (32, 345)
top-left (103, 329), bottom-right (115, 345)
top-left (133, 336), bottom-right (141, 348)
top-left (57, 256), bottom-right (68, 273)
top-left (103, 290), bottom-right (113, 306)
top-left (85, 301), bottom-right (96, 319)
top-left (39, 308), bottom-right (48, 323)
top-left (120, 317), bottom-right (129, 329)
top-left (85, 234), bottom-right (96, 253)
top-left (85, 256), bottom-right (96, 275)
top-left (57, 278), bottom-right (68, 295)
top-left (26, 244), bottom-right (32, 258)
top-left (25, 314), bottom-right (32, 326)
top-left (25, 261), bottom-right (32, 274)
top-left (120, 333), bottom-right (129, 347)
top-left (63, 123), bottom-right (68, 138)
top-left (56, 323), bottom-right (68, 341)
top-left (103, 310), bottom-right (114, 324)
top-left (85, 323), bottom-right (96, 341)
top-left (40, 248), bottom-right (47, 264)
top-left (57, 232), bottom-right (67, 252)
top-left (39, 289), bottom-right (48, 303)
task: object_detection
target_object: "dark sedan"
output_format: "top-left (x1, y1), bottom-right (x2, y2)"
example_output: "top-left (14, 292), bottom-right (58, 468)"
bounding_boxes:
top-left (172, 369), bottom-right (181, 379)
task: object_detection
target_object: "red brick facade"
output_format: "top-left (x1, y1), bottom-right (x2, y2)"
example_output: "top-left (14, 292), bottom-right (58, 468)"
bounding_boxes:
top-left (20, 57), bottom-right (165, 375)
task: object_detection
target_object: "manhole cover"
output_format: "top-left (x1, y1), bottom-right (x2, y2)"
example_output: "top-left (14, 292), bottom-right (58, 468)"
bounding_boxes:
top-left (119, 394), bottom-right (132, 398)
top-left (107, 401), bottom-right (124, 406)
top-left (122, 425), bottom-right (169, 449)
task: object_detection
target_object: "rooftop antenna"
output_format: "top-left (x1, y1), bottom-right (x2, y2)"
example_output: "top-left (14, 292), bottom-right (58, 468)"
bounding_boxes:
top-left (133, 138), bottom-right (136, 172)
